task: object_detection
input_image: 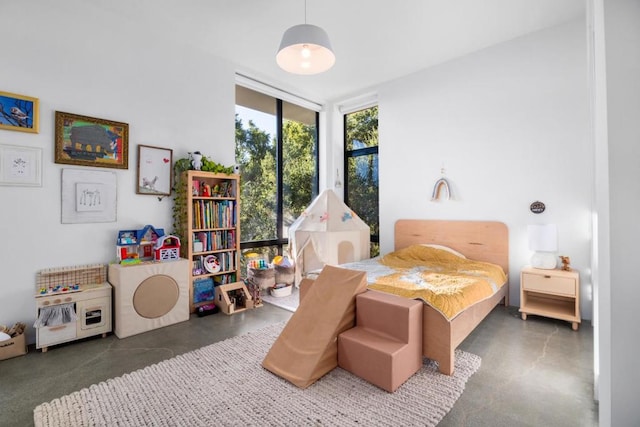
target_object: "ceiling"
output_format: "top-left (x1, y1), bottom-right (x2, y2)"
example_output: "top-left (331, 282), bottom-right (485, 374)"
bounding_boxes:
top-left (98, 0), bottom-right (586, 104)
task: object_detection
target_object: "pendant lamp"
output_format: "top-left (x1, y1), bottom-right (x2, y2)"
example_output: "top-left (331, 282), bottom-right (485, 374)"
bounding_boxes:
top-left (276, 1), bottom-right (335, 75)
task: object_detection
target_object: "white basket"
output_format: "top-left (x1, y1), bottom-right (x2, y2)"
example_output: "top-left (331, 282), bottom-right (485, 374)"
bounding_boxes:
top-left (269, 284), bottom-right (292, 298)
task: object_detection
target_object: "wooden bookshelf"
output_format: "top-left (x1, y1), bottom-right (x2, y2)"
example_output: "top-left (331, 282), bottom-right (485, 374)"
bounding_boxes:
top-left (176, 170), bottom-right (241, 313)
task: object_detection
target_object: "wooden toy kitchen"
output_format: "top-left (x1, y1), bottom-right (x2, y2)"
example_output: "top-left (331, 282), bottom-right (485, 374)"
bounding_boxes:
top-left (34, 264), bottom-right (111, 352)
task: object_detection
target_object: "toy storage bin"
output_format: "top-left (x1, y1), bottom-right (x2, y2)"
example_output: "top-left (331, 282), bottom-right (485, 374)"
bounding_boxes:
top-left (0, 332), bottom-right (27, 361)
top-left (274, 265), bottom-right (295, 285)
top-left (248, 267), bottom-right (275, 290)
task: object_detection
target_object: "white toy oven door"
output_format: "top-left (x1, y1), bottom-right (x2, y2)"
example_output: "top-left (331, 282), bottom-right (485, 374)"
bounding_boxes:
top-left (77, 298), bottom-right (111, 338)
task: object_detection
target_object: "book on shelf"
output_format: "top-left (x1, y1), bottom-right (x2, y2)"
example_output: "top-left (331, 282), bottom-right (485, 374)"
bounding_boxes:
top-left (193, 277), bottom-right (215, 303)
top-left (192, 230), bottom-right (236, 252)
top-left (198, 232), bottom-right (208, 250)
top-left (213, 273), bottom-right (236, 286)
top-left (192, 200), bottom-right (236, 229)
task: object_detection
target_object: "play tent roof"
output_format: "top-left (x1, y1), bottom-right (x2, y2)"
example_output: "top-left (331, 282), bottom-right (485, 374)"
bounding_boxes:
top-left (288, 189), bottom-right (370, 233)
top-left (289, 190), bottom-right (370, 284)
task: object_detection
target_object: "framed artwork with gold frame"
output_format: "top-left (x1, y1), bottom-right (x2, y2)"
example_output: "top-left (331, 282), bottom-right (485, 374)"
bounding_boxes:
top-left (55, 111), bottom-right (129, 169)
top-left (0, 91), bottom-right (39, 133)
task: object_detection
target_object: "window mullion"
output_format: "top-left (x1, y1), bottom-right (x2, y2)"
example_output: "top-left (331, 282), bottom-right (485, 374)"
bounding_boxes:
top-left (276, 99), bottom-right (284, 252)
top-left (343, 113), bottom-right (349, 205)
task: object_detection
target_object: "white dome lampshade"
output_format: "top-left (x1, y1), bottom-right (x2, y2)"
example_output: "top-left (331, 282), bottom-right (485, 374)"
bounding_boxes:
top-left (276, 24), bottom-right (335, 75)
top-left (527, 224), bottom-right (558, 270)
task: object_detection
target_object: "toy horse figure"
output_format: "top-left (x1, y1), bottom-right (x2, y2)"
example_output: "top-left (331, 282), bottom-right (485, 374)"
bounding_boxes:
top-left (142, 176), bottom-right (158, 191)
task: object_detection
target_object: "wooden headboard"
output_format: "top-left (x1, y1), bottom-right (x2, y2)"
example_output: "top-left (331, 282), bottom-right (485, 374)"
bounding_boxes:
top-left (394, 220), bottom-right (509, 275)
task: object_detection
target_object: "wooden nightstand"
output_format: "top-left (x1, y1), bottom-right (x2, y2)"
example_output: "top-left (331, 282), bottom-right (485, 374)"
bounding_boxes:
top-left (520, 266), bottom-right (580, 330)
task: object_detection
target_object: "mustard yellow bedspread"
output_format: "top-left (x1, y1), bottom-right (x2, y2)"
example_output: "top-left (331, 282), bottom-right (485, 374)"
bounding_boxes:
top-left (352, 245), bottom-right (507, 320)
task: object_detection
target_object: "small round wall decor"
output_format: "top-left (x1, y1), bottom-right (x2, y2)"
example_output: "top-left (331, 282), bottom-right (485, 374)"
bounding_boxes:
top-left (530, 201), bottom-right (546, 214)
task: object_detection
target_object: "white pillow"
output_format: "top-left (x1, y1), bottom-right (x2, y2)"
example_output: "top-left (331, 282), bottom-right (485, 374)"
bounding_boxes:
top-left (421, 244), bottom-right (467, 258)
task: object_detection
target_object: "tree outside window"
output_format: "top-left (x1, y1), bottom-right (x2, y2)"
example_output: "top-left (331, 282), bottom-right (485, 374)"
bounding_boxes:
top-left (235, 85), bottom-right (318, 271)
top-left (345, 106), bottom-right (379, 257)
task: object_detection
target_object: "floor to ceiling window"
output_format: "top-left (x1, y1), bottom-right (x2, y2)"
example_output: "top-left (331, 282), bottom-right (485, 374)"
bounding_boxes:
top-left (344, 105), bottom-right (379, 257)
top-left (235, 83), bottom-right (319, 269)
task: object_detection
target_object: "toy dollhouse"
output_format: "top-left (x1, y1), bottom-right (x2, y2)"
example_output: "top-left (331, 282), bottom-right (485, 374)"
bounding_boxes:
top-left (154, 235), bottom-right (181, 261)
top-left (117, 225), bottom-right (165, 263)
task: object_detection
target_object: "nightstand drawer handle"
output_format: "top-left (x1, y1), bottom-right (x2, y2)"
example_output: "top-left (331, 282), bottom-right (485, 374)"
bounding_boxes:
top-left (544, 275), bottom-right (551, 278)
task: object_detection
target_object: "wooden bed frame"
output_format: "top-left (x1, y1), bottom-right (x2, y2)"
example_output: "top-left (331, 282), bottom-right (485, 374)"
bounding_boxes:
top-left (394, 219), bottom-right (509, 375)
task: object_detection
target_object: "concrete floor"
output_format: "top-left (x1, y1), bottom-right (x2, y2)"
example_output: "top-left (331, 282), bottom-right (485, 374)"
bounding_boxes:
top-left (0, 304), bottom-right (597, 426)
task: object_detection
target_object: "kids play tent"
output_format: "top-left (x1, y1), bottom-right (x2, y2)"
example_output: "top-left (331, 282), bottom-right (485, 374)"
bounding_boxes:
top-left (289, 189), bottom-right (370, 285)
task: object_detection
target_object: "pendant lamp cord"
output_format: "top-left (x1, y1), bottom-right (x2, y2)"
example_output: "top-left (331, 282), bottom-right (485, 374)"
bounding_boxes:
top-left (304, 0), bottom-right (307, 24)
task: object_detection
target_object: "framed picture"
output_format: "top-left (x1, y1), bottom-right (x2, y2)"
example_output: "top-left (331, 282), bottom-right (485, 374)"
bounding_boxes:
top-left (61, 168), bottom-right (117, 223)
top-left (136, 144), bottom-right (173, 196)
top-left (0, 144), bottom-right (42, 186)
top-left (0, 91), bottom-right (39, 133)
top-left (55, 111), bottom-right (129, 169)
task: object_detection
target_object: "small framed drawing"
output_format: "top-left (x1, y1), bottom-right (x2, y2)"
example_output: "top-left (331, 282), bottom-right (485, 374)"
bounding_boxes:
top-left (0, 91), bottom-right (39, 133)
top-left (0, 144), bottom-right (42, 186)
top-left (61, 168), bottom-right (117, 223)
top-left (136, 144), bottom-right (173, 196)
top-left (55, 111), bottom-right (129, 169)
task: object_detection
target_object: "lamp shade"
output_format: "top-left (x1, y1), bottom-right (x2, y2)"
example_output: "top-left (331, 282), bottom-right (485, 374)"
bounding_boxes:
top-left (276, 24), bottom-right (335, 75)
top-left (527, 224), bottom-right (558, 252)
top-left (527, 224), bottom-right (558, 269)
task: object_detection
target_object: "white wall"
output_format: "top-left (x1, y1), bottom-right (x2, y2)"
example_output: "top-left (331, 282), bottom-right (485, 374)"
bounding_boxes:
top-left (0, 2), bottom-right (236, 343)
top-left (1, 2), bottom-right (594, 341)
top-left (5, 2), bottom-right (634, 423)
top-left (600, 1), bottom-right (640, 425)
top-left (377, 20), bottom-right (592, 316)
top-left (589, 0), bottom-right (610, 416)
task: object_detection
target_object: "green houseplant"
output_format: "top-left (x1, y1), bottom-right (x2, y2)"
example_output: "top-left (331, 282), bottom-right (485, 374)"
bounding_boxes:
top-left (171, 155), bottom-right (234, 240)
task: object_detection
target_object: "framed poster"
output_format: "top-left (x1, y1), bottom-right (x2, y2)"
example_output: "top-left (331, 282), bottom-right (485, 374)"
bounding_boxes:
top-left (55, 111), bottom-right (128, 169)
top-left (0, 144), bottom-right (42, 186)
top-left (136, 144), bottom-right (173, 196)
top-left (61, 168), bottom-right (117, 223)
top-left (0, 91), bottom-right (39, 133)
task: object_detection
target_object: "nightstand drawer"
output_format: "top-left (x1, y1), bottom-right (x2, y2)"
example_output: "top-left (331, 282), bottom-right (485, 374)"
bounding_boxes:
top-left (522, 273), bottom-right (575, 296)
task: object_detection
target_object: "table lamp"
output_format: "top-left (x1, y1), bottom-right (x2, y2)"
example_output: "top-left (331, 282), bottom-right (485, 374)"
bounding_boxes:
top-left (527, 224), bottom-right (558, 269)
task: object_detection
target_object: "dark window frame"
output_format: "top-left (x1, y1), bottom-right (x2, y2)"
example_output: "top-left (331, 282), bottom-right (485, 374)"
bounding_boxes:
top-left (237, 96), bottom-right (320, 254)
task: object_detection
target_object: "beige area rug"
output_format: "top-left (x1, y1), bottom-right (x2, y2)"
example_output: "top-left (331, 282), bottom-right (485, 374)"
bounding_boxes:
top-left (34, 322), bottom-right (480, 427)
top-left (260, 286), bottom-right (300, 312)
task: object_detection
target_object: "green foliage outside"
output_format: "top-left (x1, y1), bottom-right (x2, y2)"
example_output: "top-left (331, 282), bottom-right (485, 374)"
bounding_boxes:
top-left (235, 105), bottom-right (379, 260)
top-left (346, 106), bottom-right (379, 257)
top-left (235, 114), bottom-right (316, 247)
top-left (346, 106), bottom-right (378, 150)
top-left (171, 156), bottom-right (234, 241)
top-left (283, 118), bottom-right (315, 227)
top-left (235, 115), bottom-right (277, 242)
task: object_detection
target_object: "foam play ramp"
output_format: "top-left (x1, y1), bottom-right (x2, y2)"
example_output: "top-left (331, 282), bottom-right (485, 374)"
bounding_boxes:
top-left (262, 265), bottom-right (367, 388)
